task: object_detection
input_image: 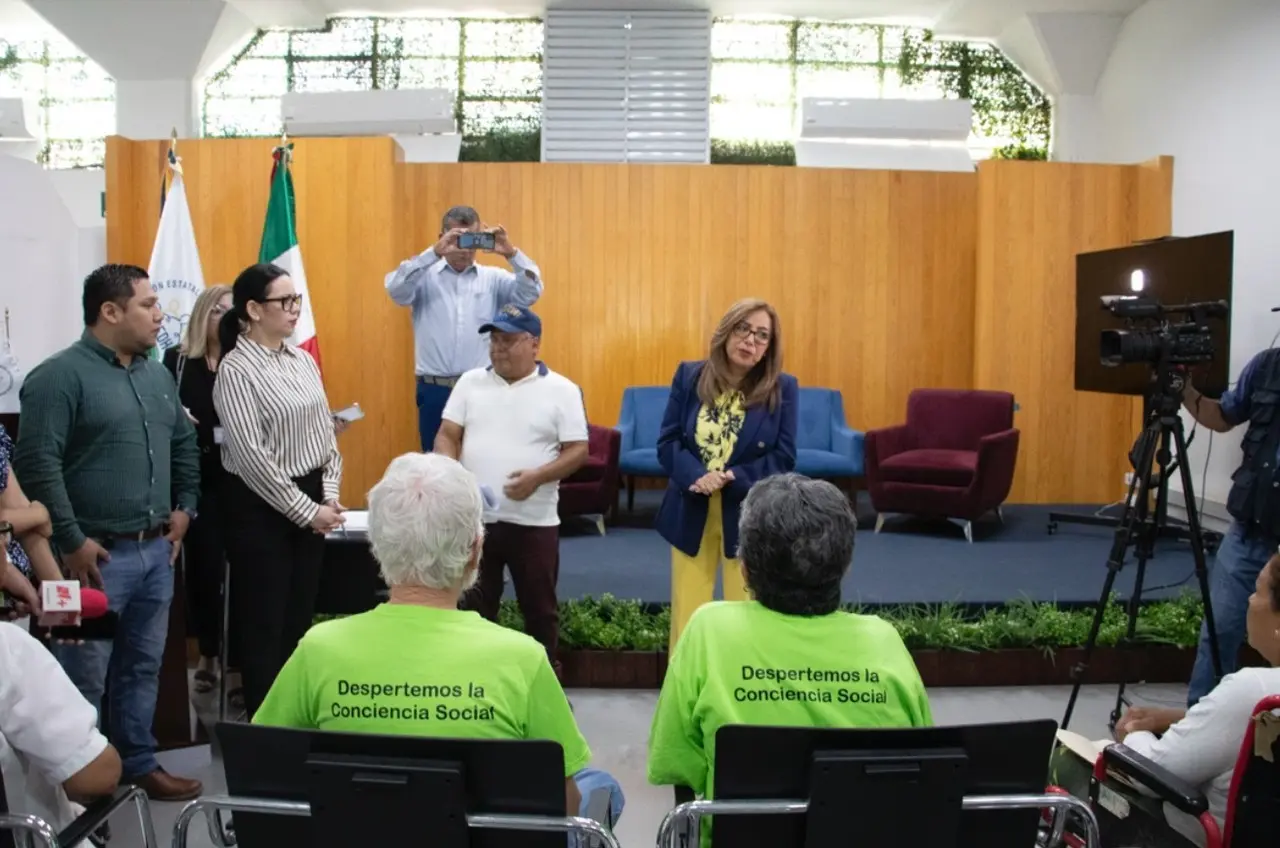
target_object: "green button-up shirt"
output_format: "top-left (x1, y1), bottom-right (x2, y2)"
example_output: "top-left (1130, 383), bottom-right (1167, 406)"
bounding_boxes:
top-left (13, 331), bottom-right (200, 553)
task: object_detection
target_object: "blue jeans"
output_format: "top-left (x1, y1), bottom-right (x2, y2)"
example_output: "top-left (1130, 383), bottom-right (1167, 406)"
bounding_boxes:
top-left (1187, 520), bottom-right (1272, 706)
top-left (571, 767), bottom-right (624, 847)
top-left (416, 380), bottom-right (453, 452)
top-left (54, 536), bottom-right (174, 778)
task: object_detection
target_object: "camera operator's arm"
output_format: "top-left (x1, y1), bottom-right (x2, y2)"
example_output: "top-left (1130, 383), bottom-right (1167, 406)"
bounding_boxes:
top-left (1183, 352), bottom-right (1265, 433)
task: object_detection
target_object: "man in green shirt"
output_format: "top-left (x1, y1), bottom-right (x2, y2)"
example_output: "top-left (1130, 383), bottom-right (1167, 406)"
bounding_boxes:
top-left (648, 473), bottom-right (932, 808)
top-left (254, 451), bottom-right (623, 829)
top-left (14, 264), bottom-right (202, 802)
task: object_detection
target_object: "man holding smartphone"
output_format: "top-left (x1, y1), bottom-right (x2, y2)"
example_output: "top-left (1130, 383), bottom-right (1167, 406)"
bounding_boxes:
top-left (384, 205), bottom-right (544, 450)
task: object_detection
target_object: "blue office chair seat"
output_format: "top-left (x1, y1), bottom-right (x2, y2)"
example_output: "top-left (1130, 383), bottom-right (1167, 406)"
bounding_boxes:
top-left (796, 448), bottom-right (863, 478)
top-left (619, 447), bottom-right (663, 477)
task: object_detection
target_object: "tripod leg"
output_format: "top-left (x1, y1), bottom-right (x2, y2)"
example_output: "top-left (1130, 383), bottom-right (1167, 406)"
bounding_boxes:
top-left (1063, 422), bottom-right (1161, 730)
top-left (1171, 422), bottom-right (1225, 679)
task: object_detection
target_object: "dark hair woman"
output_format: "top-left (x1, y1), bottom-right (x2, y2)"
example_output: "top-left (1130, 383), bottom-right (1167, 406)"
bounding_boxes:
top-left (211, 263), bottom-right (344, 718)
top-left (654, 297), bottom-right (798, 649)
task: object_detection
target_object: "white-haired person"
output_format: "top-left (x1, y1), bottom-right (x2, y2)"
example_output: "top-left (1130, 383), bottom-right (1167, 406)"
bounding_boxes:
top-left (252, 452), bottom-right (623, 830)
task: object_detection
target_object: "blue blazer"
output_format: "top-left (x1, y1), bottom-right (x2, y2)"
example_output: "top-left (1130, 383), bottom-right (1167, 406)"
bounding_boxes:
top-left (655, 360), bottom-right (799, 558)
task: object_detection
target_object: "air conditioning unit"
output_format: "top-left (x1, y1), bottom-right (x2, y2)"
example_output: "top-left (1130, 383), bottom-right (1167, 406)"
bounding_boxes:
top-left (796, 98), bottom-right (974, 172)
top-left (281, 89), bottom-right (456, 137)
top-left (0, 98), bottom-right (36, 139)
top-left (800, 98), bottom-right (972, 142)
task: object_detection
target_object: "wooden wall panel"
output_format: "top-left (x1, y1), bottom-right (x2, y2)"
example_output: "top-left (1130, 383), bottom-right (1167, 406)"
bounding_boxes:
top-left (973, 159), bottom-right (1173, 504)
top-left (399, 163), bottom-right (978, 434)
top-left (106, 137), bottom-right (1173, 505)
top-left (106, 136), bottom-right (407, 505)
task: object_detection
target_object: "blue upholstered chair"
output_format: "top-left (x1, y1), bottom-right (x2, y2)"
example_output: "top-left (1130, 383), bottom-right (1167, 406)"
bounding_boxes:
top-left (794, 388), bottom-right (865, 483)
top-left (616, 386), bottom-right (669, 511)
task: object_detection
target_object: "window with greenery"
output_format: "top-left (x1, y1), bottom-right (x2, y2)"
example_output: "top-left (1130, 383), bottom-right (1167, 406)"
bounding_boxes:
top-left (0, 35), bottom-right (116, 168)
top-left (203, 16), bottom-right (543, 160)
top-left (710, 18), bottom-right (1050, 160)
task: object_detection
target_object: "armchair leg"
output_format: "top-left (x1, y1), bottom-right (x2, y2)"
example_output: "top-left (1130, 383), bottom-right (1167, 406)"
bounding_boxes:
top-left (594, 515), bottom-right (606, 536)
top-left (626, 477), bottom-right (635, 512)
top-left (874, 513), bottom-right (886, 533)
top-left (963, 521), bottom-right (973, 543)
top-left (996, 506), bottom-right (1004, 524)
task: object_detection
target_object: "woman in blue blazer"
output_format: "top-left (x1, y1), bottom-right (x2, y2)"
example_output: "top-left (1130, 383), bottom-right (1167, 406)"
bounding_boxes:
top-left (656, 298), bottom-right (798, 648)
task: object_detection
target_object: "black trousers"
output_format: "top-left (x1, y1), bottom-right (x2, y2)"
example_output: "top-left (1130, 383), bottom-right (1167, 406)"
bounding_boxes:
top-left (223, 469), bottom-right (325, 718)
top-left (184, 471), bottom-right (228, 660)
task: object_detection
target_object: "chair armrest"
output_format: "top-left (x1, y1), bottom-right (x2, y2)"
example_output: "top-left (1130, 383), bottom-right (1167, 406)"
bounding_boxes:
top-left (972, 427), bottom-right (1019, 505)
top-left (831, 424), bottom-right (865, 464)
top-left (616, 421), bottom-right (635, 453)
top-left (866, 424), bottom-right (910, 459)
top-left (1100, 744), bottom-right (1210, 819)
top-left (59, 786), bottom-right (146, 848)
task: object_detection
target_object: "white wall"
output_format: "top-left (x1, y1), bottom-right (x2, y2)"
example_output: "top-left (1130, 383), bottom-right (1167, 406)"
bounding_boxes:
top-left (1091, 0), bottom-right (1280, 510)
top-left (47, 168), bottom-right (107, 284)
top-left (0, 154), bottom-right (86, 383)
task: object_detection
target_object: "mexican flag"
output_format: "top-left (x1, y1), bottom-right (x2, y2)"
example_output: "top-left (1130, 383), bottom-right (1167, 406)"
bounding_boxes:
top-left (260, 143), bottom-right (320, 368)
top-left (148, 149), bottom-right (205, 359)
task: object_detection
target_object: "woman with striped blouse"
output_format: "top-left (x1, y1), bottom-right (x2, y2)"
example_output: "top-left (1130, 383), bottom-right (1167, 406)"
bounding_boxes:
top-left (212, 262), bottom-right (344, 718)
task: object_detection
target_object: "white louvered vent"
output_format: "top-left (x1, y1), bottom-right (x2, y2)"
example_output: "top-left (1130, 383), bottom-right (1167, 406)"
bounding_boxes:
top-left (541, 8), bottom-right (711, 164)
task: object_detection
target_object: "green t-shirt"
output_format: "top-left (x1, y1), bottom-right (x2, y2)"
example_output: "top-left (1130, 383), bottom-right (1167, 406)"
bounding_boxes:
top-left (253, 603), bottom-right (591, 777)
top-left (647, 600), bottom-right (932, 798)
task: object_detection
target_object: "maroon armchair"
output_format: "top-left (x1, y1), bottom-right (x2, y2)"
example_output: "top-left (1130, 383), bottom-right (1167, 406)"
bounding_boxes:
top-left (865, 389), bottom-right (1019, 542)
top-left (558, 424), bottom-right (622, 534)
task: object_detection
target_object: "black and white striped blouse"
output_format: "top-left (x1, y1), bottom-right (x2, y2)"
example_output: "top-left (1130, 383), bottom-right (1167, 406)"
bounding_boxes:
top-left (211, 337), bottom-right (342, 526)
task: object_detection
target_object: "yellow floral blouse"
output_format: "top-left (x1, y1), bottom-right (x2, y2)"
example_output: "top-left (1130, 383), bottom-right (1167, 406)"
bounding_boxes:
top-left (695, 390), bottom-right (746, 472)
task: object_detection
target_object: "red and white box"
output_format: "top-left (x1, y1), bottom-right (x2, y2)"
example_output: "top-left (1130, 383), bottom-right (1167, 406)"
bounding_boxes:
top-left (39, 580), bottom-right (82, 627)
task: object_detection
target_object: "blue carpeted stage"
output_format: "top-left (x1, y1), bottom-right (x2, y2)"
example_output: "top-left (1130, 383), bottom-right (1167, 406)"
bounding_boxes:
top-left (547, 493), bottom-right (1205, 608)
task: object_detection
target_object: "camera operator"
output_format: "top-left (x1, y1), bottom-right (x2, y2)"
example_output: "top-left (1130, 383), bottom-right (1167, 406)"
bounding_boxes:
top-left (1181, 347), bottom-right (1280, 706)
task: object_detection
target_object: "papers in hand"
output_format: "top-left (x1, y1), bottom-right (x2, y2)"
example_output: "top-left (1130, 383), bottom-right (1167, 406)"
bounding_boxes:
top-left (334, 510), bottom-right (369, 534)
top-left (1056, 729), bottom-right (1110, 763)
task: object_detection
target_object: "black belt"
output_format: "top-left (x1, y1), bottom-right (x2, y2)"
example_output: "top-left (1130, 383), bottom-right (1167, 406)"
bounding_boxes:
top-left (417, 374), bottom-right (460, 388)
top-left (99, 525), bottom-right (167, 547)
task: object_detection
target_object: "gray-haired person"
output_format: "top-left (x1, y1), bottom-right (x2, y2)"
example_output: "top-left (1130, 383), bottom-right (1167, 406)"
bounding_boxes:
top-left (384, 205), bottom-right (545, 450)
top-left (253, 452), bottom-right (623, 831)
top-left (648, 473), bottom-right (932, 802)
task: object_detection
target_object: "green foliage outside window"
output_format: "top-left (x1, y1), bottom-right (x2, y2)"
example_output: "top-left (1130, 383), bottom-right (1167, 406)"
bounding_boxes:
top-left (0, 36), bottom-right (116, 168)
top-left (709, 19), bottom-right (1050, 165)
top-left (202, 16), bottom-right (542, 158)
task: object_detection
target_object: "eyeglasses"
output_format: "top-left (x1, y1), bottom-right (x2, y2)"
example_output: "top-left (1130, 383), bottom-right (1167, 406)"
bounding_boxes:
top-left (260, 294), bottom-right (304, 313)
top-left (210, 305), bottom-right (229, 317)
top-left (732, 321), bottom-right (771, 346)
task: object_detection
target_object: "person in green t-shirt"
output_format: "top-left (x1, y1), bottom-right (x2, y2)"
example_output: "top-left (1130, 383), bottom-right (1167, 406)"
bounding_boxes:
top-left (648, 473), bottom-right (932, 803)
top-left (253, 452), bottom-right (622, 825)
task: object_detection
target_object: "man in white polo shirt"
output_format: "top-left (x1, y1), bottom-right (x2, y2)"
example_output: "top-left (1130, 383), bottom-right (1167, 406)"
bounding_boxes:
top-left (434, 304), bottom-right (588, 673)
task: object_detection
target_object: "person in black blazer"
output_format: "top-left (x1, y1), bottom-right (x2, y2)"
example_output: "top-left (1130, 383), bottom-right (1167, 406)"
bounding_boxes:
top-left (163, 284), bottom-right (232, 695)
top-left (655, 298), bottom-right (798, 649)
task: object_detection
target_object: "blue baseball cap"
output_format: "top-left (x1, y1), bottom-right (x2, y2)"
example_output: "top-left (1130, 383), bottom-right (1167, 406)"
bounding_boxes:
top-left (480, 303), bottom-right (542, 337)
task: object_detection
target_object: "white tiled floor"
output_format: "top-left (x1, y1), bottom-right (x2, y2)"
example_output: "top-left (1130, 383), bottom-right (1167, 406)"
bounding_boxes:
top-left (115, 681), bottom-right (1187, 848)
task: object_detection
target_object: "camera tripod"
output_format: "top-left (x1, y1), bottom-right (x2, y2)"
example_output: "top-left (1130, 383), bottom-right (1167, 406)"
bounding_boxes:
top-left (1061, 367), bottom-right (1223, 731)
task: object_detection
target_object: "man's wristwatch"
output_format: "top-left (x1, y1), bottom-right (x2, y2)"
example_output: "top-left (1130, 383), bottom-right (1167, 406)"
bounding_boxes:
top-left (176, 505), bottom-right (198, 521)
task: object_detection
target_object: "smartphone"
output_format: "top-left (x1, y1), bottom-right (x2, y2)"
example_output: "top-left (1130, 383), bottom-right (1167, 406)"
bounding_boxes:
top-left (332, 404), bottom-right (365, 423)
top-left (457, 231), bottom-right (496, 251)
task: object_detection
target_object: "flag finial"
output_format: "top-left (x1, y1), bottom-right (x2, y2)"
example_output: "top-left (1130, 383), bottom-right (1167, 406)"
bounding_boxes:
top-left (170, 128), bottom-right (177, 150)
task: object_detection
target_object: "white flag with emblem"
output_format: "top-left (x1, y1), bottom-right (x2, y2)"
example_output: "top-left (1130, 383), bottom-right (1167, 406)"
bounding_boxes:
top-left (148, 152), bottom-right (205, 357)
top-left (0, 309), bottom-right (23, 414)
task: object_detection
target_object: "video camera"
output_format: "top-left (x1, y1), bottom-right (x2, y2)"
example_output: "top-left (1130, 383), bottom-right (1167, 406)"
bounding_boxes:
top-left (1098, 295), bottom-right (1229, 368)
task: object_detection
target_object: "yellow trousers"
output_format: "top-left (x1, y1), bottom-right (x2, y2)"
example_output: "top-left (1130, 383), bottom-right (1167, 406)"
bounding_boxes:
top-left (669, 492), bottom-right (748, 649)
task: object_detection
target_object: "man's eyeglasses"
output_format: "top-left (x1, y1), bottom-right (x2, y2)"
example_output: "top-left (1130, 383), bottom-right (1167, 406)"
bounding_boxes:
top-left (489, 333), bottom-right (531, 350)
top-left (261, 294), bottom-right (304, 313)
top-left (732, 322), bottom-right (771, 346)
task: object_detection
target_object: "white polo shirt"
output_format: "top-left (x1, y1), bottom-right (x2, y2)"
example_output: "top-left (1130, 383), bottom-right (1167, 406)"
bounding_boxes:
top-left (443, 363), bottom-right (588, 527)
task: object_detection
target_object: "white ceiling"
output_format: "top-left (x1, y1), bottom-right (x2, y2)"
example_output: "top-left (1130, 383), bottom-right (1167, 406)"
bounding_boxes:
top-left (0, 0), bottom-right (1149, 41)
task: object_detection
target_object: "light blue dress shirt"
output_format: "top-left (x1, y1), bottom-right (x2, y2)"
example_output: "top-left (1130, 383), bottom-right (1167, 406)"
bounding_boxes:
top-left (384, 248), bottom-right (543, 377)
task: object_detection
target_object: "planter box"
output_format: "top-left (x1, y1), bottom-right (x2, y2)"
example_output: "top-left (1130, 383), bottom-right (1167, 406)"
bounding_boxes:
top-left (558, 646), bottom-right (1197, 690)
top-left (910, 646), bottom-right (1195, 688)
top-left (560, 650), bottom-right (662, 688)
